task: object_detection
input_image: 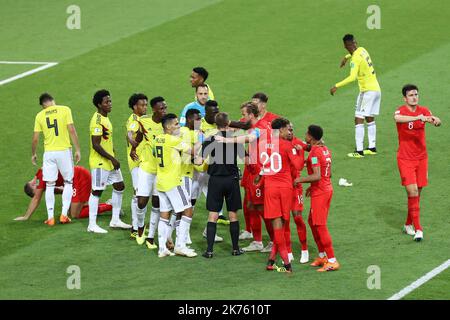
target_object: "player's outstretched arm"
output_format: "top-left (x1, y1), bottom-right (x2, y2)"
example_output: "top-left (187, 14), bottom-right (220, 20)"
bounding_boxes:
top-left (15, 188), bottom-right (44, 221)
top-left (229, 120), bottom-right (252, 131)
top-left (68, 124), bottom-right (81, 164)
top-left (92, 136), bottom-right (120, 170)
top-left (215, 131), bottom-right (258, 144)
top-left (430, 115), bottom-right (441, 127)
top-left (31, 132), bottom-right (40, 165)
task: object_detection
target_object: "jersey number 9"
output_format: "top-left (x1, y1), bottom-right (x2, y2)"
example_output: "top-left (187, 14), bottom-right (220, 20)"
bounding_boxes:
top-left (155, 146), bottom-right (164, 167)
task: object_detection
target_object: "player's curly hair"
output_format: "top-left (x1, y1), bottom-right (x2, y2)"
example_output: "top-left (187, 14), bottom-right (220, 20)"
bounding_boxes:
top-left (150, 96), bottom-right (165, 108)
top-left (92, 89), bottom-right (110, 107)
top-left (193, 67), bottom-right (209, 81)
top-left (128, 93), bottom-right (148, 109)
top-left (271, 117), bottom-right (289, 129)
top-left (343, 34), bottom-right (354, 42)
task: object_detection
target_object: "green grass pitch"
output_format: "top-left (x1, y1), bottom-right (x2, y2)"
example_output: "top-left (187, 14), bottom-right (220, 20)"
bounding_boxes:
top-left (0, 0), bottom-right (449, 299)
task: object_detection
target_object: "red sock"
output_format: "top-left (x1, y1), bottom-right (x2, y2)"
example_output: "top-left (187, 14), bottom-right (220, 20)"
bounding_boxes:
top-left (243, 194), bottom-right (252, 233)
top-left (250, 209), bottom-right (262, 242)
top-left (308, 214), bottom-right (324, 253)
top-left (408, 196), bottom-right (422, 231)
top-left (283, 219), bottom-right (292, 254)
top-left (294, 214), bottom-right (308, 250)
top-left (316, 225), bottom-right (335, 260)
top-left (269, 241), bottom-right (278, 261)
top-left (78, 203), bottom-right (112, 219)
top-left (273, 227), bottom-right (289, 265)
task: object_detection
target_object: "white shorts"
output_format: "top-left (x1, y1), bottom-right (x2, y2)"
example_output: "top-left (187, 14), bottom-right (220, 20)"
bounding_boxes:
top-left (182, 176), bottom-right (193, 201)
top-left (158, 185), bottom-right (191, 213)
top-left (136, 168), bottom-right (158, 197)
top-left (130, 167), bottom-right (139, 191)
top-left (91, 168), bottom-right (123, 191)
top-left (355, 91), bottom-right (381, 118)
top-left (43, 149), bottom-right (74, 182)
top-left (191, 171), bottom-right (209, 200)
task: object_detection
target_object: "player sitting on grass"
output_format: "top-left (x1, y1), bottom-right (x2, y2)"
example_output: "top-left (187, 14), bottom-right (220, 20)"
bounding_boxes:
top-left (16, 166), bottom-right (112, 221)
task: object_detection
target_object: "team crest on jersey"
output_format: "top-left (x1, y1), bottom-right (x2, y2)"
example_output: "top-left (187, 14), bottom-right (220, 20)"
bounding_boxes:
top-left (323, 150), bottom-right (329, 156)
top-left (292, 148), bottom-right (297, 155)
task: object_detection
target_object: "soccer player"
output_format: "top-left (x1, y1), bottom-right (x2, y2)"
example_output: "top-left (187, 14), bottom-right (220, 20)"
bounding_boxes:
top-left (87, 89), bottom-right (131, 233)
top-left (190, 66), bottom-right (215, 100)
top-left (16, 166), bottom-right (112, 221)
top-left (179, 84), bottom-right (209, 126)
top-left (394, 84), bottom-right (441, 241)
top-left (32, 93), bottom-right (81, 226)
top-left (289, 129), bottom-right (310, 264)
top-left (132, 96), bottom-right (167, 249)
top-left (330, 34), bottom-right (381, 158)
top-left (295, 125), bottom-right (339, 272)
top-left (196, 112), bottom-right (246, 258)
top-left (180, 109), bottom-right (202, 245)
top-left (154, 114), bottom-right (198, 258)
top-left (126, 93), bottom-right (148, 238)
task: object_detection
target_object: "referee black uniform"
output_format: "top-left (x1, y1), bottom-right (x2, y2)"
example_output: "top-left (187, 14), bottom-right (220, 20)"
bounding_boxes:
top-left (202, 129), bottom-right (245, 257)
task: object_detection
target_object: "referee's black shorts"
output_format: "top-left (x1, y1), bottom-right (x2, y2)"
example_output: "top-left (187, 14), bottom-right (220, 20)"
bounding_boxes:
top-left (206, 175), bottom-right (242, 213)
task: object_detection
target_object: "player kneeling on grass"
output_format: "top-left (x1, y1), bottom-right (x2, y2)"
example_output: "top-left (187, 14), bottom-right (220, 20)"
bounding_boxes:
top-left (87, 90), bottom-right (131, 234)
top-left (196, 112), bottom-right (247, 258)
top-left (294, 125), bottom-right (339, 272)
top-left (154, 114), bottom-right (200, 258)
top-left (16, 166), bottom-right (112, 221)
top-left (394, 84), bottom-right (441, 241)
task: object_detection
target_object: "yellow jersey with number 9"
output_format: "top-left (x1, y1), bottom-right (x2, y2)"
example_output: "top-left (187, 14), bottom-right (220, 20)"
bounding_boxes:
top-left (155, 133), bottom-right (190, 192)
top-left (34, 105), bottom-right (73, 151)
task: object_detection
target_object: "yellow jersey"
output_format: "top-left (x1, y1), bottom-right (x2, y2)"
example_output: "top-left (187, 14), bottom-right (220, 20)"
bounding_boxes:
top-left (89, 112), bottom-right (115, 171)
top-left (126, 113), bottom-right (145, 171)
top-left (34, 105), bottom-right (73, 151)
top-left (155, 134), bottom-right (191, 192)
top-left (139, 115), bottom-right (164, 174)
top-left (180, 127), bottom-right (198, 178)
top-left (200, 118), bottom-right (218, 137)
top-left (194, 83), bottom-right (215, 101)
top-left (336, 47), bottom-right (380, 92)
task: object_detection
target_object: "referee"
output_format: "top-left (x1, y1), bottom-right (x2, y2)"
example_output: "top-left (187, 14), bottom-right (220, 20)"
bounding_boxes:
top-left (196, 112), bottom-right (245, 258)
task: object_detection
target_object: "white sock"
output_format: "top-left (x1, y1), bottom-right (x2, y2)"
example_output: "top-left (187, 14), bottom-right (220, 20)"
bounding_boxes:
top-left (61, 181), bottom-right (72, 216)
top-left (168, 212), bottom-right (177, 239)
top-left (148, 207), bottom-right (160, 239)
top-left (45, 183), bottom-right (55, 219)
top-left (319, 252), bottom-right (326, 258)
top-left (111, 189), bottom-right (123, 222)
top-left (136, 205), bottom-right (146, 228)
top-left (131, 196), bottom-right (138, 230)
top-left (88, 194), bottom-right (100, 226)
top-left (367, 121), bottom-right (376, 149)
top-left (157, 218), bottom-right (169, 253)
top-left (179, 216), bottom-right (192, 249)
top-left (174, 219), bottom-right (182, 247)
top-left (328, 257), bottom-right (337, 263)
top-left (355, 124), bottom-right (365, 152)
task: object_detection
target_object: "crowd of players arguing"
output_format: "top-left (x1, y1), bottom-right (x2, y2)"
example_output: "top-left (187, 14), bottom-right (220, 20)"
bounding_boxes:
top-left (28, 34), bottom-right (441, 273)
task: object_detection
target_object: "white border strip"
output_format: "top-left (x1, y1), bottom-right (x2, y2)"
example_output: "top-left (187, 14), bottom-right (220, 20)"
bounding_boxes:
top-left (387, 259), bottom-right (450, 300)
top-left (0, 61), bottom-right (58, 86)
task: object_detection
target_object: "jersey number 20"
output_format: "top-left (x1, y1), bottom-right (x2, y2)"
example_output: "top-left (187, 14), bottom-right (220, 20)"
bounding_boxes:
top-left (260, 151), bottom-right (282, 173)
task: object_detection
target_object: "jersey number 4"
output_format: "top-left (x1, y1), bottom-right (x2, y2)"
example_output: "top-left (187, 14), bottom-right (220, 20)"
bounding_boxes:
top-left (46, 117), bottom-right (59, 136)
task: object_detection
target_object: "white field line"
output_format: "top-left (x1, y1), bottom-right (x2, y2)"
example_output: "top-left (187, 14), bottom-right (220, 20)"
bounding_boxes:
top-left (0, 61), bottom-right (58, 86)
top-left (387, 259), bottom-right (450, 300)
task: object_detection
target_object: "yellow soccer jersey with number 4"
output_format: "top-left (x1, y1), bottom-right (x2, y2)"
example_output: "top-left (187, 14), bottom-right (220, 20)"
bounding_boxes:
top-left (154, 133), bottom-right (190, 192)
top-left (34, 105), bottom-right (73, 151)
top-left (89, 112), bottom-right (115, 171)
top-left (139, 115), bottom-right (164, 174)
top-left (126, 113), bottom-right (144, 171)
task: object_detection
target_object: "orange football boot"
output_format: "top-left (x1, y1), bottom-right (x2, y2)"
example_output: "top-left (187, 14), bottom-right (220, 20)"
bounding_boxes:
top-left (310, 256), bottom-right (328, 267)
top-left (44, 218), bottom-right (55, 226)
top-left (317, 261), bottom-right (340, 272)
top-left (59, 215), bottom-right (72, 224)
